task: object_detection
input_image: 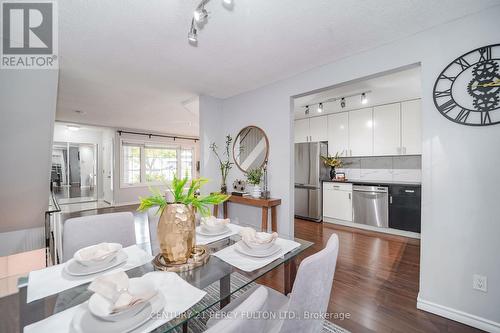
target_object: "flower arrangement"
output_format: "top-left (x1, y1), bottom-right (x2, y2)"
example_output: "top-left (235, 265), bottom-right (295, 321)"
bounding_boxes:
top-left (138, 175), bottom-right (229, 217)
top-left (209, 135), bottom-right (233, 193)
top-left (320, 152), bottom-right (344, 168)
top-left (246, 168), bottom-right (263, 185)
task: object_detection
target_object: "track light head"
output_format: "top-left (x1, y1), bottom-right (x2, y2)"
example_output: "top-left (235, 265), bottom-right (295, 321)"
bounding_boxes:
top-left (361, 93), bottom-right (368, 105)
top-left (340, 98), bottom-right (346, 108)
top-left (305, 105), bottom-right (310, 115)
top-left (188, 23), bottom-right (198, 43)
top-left (194, 7), bottom-right (208, 22)
top-left (317, 103), bottom-right (323, 113)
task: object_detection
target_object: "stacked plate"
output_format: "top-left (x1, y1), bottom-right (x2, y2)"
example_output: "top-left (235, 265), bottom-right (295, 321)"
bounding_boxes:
top-left (197, 216), bottom-right (231, 236)
top-left (64, 243), bottom-right (128, 276)
top-left (235, 228), bottom-right (282, 257)
top-left (70, 277), bottom-right (165, 333)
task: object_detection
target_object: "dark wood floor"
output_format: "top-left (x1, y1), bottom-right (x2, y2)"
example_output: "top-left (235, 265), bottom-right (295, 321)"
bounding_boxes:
top-left (257, 219), bottom-right (483, 333)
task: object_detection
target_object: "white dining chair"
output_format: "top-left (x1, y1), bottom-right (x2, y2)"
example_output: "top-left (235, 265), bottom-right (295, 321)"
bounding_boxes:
top-left (206, 234), bottom-right (340, 333)
top-left (62, 212), bottom-right (136, 262)
top-left (204, 285), bottom-right (269, 333)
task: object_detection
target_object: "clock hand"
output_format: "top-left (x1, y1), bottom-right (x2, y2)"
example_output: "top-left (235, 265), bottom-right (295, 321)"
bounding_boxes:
top-left (471, 79), bottom-right (500, 89)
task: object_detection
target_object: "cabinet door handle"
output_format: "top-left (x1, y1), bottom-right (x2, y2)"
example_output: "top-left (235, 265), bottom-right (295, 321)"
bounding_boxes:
top-left (348, 193), bottom-right (351, 200)
top-left (390, 195), bottom-right (393, 204)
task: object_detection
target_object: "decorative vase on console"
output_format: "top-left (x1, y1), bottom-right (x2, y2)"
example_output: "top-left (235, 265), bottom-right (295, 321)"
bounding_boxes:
top-left (210, 135), bottom-right (233, 194)
top-left (246, 168), bottom-right (264, 198)
top-left (321, 152), bottom-right (344, 181)
top-left (137, 176), bottom-right (229, 264)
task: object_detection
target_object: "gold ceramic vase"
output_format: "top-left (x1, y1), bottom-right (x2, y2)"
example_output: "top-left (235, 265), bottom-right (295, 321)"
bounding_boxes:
top-left (157, 204), bottom-right (195, 264)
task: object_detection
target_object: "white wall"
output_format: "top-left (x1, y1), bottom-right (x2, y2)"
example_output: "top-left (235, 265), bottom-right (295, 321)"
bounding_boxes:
top-left (0, 70), bottom-right (59, 255)
top-left (199, 6), bottom-right (500, 331)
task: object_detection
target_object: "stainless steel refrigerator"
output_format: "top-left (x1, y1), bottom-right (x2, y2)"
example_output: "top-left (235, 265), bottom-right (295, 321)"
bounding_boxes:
top-left (294, 142), bottom-right (329, 222)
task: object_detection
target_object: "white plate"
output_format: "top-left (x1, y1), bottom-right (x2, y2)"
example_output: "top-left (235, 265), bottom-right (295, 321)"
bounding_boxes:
top-left (235, 241), bottom-right (282, 258)
top-left (197, 225), bottom-right (231, 236)
top-left (88, 277), bottom-right (157, 322)
top-left (70, 293), bottom-right (165, 333)
top-left (74, 243), bottom-right (122, 267)
top-left (64, 251), bottom-right (128, 277)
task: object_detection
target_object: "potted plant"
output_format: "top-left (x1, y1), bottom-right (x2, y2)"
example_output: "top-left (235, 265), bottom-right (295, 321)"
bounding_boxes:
top-left (209, 135), bottom-right (233, 194)
top-left (246, 168), bottom-right (264, 198)
top-left (138, 176), bottom-right (228, 264)
top-left (321, 153), bottom-right (344, 180)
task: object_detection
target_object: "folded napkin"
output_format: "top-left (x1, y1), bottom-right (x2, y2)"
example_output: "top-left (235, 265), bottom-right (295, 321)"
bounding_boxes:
top-left (201, 216), bottom-right (230, 228)
top-left (88, 271), bottom-right (156, 314)
top-left (75, 243), bottom-right (121, 263)
top-left (239, 227), bottom-right (278, 247)
top-left (196, 223), bottom-right (243, 245)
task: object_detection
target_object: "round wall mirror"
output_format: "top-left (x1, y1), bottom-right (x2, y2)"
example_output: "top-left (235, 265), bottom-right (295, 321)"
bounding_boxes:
top-left (233, 126), bottom-right (269, 173)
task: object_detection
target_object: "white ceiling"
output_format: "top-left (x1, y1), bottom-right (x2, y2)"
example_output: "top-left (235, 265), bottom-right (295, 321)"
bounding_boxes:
top-left (293, 66), bottom-right (422, 119)
top-left (55, 0), bottom-right (500, 135)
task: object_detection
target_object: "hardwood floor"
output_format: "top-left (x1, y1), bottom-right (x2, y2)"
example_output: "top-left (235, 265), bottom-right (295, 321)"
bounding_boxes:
top-left (257, 219), bottom-right (484, 333)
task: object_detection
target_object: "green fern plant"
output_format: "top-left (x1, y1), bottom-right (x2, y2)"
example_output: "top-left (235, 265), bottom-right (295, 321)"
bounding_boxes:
top-left (246, 168), bottom-right (263, 185)
top-left (137, 175), bottom-right (229, 217)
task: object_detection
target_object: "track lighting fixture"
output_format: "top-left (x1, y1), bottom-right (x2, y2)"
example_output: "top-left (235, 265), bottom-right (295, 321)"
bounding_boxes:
top-left (361, 93), bottom-right (368, 104)
top-left (317, 103), bottom-right (324, 113)
top-left (188, 20), bottom-right (198, 43)
top-left (188, 0), bottom-right (234, 44)
top-left (194, 6), bottom-right (208, 22)
top-left (305, 105), bottom-right (310, 115)
top-left (340, 98), bottom-right (346, 108)
top-left (222, 0), bottom-right (233, 5)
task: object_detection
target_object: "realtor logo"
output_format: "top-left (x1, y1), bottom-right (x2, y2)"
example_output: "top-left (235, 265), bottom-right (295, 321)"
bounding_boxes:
top-left (1, 1), bottom-right (58, 69)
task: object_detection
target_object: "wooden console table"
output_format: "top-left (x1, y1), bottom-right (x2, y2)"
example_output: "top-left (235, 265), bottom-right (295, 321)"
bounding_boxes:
top-left (213, 195), bottom-right (282, 232)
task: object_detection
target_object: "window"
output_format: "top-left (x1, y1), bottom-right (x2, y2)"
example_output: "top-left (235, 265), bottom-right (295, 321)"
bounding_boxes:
top-left (145, 147), bottom-right (177, 182)
top-left (121, 140), bottom-right (196, 187)
top-left (123, 145), bottom-right (141, 185)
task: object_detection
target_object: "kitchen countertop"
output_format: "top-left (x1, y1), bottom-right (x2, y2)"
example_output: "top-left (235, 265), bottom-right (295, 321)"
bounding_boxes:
top-left (323, 179), bottom-right (421, 186)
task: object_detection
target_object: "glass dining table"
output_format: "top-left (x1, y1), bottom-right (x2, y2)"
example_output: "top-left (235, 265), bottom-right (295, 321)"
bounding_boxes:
top-left (0, 234), bottom-right (312, 333)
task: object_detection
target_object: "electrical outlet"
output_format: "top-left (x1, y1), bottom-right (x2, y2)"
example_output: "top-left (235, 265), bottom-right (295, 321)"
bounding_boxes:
top-left (473, 274), bottom-right (487, 292)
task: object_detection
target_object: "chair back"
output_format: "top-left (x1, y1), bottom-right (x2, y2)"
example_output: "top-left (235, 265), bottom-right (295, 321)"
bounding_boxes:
top-left (147, 206), bottom-right (161, 252)
top-left (62, 212), bottom-right (136, 262)
top-left (278, 234), bottom-right (339, 333)
top-left (205, 285), bottom-right (269, 333)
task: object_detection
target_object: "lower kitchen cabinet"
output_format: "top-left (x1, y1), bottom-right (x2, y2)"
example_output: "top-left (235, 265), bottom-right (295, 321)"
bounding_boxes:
top-left (389, 185), bottom-right (421, 233)
top-left (323, 183), bottom-right (353, 222)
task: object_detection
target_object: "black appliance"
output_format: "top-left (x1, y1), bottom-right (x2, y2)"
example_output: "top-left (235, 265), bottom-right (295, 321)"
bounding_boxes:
top-left (389, 185), bottom-right (421, 233)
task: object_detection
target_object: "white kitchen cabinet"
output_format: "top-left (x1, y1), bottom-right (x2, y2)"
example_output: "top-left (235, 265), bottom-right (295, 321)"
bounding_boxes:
top-left (294, 118), bottom-right (310, 143)
top-left (373, 103), bottom-right (401, 156)
top-left (309, 116), bottom-right (328, 142)
top-left (401, 100), bottom-right (422, 155)
top-left (348, 108), bottom-right (373, 156)
top-left (327, 112), bottom-right (349, 157)
top-left (323, 182), bottom-right (353, 221)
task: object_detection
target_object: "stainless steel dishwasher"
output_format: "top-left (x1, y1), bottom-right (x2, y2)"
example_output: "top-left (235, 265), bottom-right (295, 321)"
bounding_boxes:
top-left (352, 185), bottom-right (389, 228)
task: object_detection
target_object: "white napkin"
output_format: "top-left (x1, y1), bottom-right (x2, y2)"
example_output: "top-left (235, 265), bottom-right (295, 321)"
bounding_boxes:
top-left (212, 237), bottom-right (301, 272)
top-left (239, 227), bottom-right (278, 248)
top-left (196, 223), bottom-right (243, 245)
top-left (74, 242), bottom-right (121, 263)
top-left (24, 272), bottom-right (207, 333)
top-left (27, 245), bottom-right (153, 303)
top-left (200, 216), bottom-right (230, 228)
top-left (88, 271), bottom-right (156, 313)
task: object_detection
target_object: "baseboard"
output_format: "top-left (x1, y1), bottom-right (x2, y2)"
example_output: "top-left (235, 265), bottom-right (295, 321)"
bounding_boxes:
top-left (417, 295), bottom-right (500, 332)
top-left (323, 217), bottom-right (420, 239)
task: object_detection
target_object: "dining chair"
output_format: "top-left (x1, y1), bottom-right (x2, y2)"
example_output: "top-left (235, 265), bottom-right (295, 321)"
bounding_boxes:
top-left (147, 206), bottom-right (161, 252)
top-left (207, 234), bottom-right (340, 333)
top-left (204, 285), bottom-right (269, 333)
top-left (62, 212), bottom-right (136, 262)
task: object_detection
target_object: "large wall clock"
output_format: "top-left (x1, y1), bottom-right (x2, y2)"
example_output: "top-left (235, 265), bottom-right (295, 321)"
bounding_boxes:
top-left (433, 44), bottom-right (500, 126)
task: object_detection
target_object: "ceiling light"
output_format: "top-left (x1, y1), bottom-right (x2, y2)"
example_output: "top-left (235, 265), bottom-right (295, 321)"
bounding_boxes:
top-left (222, 0), bottom-right (233, 4)
top-left (305, 105), bottom-right (310, 115)
top-left (67, 125), bottom-right (80, 131)
top-left (194, 7), bottom-right (208, 22)
top-left (317, 103), bottom-right (323, 113)
top-left (188, 21), bottom-right (198, 43)
top-left (361, 93), bottom-right (368, 104)
top-left (340, 98), bottom-right (346, 108)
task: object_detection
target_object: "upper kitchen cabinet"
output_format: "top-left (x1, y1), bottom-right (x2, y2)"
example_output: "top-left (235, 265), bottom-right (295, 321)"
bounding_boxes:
top-left (373, 103), bottom-right (401, 156)
top-left (294, 118), bottom-right (310, 143)
top-left (309, 116), bottom-right (328, 142)
top-left (294, 116), bottom-right (328, 143)
top-left (348, 108), bottom-right (373, 156)
top-left (401, 100), bottom-right (422, 155)
top-left (327, 112), bottom-right (349, 156)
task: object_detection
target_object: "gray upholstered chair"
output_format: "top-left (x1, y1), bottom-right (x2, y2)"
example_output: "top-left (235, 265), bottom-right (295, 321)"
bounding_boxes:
top-left (62, 212), bottom-right (136, 262)
top-left (147, 206), bottom-right (161, 252)
top-left (204, 286), bottom-right (269, 333)
top-left (206, 234), bottom-right (340, 333)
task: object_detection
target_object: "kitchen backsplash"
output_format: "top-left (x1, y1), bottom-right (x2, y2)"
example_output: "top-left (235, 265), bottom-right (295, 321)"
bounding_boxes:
top-left (337, 155), bottom-right (421, 183)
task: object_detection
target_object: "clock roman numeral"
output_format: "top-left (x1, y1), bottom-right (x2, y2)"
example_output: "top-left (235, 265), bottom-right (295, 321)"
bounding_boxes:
top-left (454, 57), bottom-right (470, 70)
top-left (438, 99), bottom-right (456, 114)
top-left (478, 47), bottom-right (492, 62)
top-left (434, 89), bottom-right (451, 98)
top-left (481, 111), bottom-right (492, 125)
top-left (455, 109), bottom-right (470, 123)
top-left (439, 74), bottom-right (456, 82)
